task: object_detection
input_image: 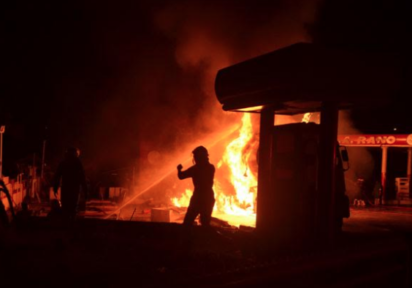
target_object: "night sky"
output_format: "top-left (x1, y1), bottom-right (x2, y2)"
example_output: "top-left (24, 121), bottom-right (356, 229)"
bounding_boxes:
top-left (1, 0), bottom-right (411, 179)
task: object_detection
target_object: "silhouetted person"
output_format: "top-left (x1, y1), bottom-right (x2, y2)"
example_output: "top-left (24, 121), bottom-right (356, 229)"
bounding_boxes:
top-left (53, 147), bottom-right (87, 221)
top-left (177, 146), bottom-right (215, 226)
top-left (0, 179), bottom-right (15, 228)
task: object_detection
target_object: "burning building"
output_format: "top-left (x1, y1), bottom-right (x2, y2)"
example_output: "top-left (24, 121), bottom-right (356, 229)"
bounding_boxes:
top-left (106, 42), bottom-right (400, 248)
top-left (213, 42), bottom-right (400, 244)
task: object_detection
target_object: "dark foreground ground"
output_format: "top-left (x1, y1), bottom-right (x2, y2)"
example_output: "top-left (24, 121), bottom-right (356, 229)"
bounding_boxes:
top-left (1, 207), bottom-right (411, 288)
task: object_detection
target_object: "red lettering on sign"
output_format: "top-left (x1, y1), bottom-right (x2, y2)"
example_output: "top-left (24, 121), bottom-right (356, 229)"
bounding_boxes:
top-left (338, 134), bottom-right (412, 147)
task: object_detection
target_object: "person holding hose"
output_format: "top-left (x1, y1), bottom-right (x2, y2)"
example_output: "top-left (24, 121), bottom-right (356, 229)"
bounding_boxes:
top-left (177, 146), bottom-right (215, 227)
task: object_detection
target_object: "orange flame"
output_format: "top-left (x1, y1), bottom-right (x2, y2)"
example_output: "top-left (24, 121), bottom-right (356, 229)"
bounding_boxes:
top-left (172, 189), bottom-right (192, 208)
top-left (302, 112), bottom-right (312, 123)
top-left (215, 114), bottom-right (257, 216)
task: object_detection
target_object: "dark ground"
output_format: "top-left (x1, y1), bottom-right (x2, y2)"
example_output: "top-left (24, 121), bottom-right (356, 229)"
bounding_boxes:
top-left (1, 207), bottom-right (411, 288)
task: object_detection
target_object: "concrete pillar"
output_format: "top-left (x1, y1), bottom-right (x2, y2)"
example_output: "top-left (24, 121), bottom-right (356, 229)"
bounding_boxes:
top-left (256, 107), bottom-right (274, 233)
top-left (381, 146), bottom-right (388, 204)
top-left (317, 102), bottom-right (339, 244)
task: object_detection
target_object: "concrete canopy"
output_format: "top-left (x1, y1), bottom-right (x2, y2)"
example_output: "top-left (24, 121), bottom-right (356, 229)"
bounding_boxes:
top-left (215, 43), bottom-right (400, 114)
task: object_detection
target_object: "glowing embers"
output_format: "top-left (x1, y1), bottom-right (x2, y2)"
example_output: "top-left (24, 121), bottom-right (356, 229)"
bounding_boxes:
top-left (172, 114), bottom-right (258, 227)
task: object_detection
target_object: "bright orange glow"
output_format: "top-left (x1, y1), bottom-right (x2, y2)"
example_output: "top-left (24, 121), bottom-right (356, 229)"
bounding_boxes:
top-left (236, 105), bottom-right (263, 112)
top-left (215, 113), bottom-right (257, 216)
top-left (302, 112), bottom-right (312, 123)
top-left (172, 112), bottom-right (317, 227)
top-left (172, 114), bottom-right (258, 227)
top-left (172, 189), bottom-right (192, 208)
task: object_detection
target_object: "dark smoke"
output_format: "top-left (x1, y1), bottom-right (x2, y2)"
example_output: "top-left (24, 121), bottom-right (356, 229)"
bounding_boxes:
top-left (131, 0), bottom-right (321, 194)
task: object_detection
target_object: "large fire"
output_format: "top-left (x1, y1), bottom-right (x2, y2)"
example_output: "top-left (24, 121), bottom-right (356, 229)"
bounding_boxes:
top-left (171, 112), bottom-right (313, 227)
top-left (172, 113), bottom-right (258, 227)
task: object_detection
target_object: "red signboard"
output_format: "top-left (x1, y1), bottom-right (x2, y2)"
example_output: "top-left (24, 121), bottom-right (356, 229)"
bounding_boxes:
top-left (338, 134), bottom-right (412, 147)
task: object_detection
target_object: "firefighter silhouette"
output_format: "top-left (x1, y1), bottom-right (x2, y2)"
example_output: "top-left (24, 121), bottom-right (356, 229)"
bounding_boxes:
top-left (53, 147), bottom-right (87, 220)
top-left (177, 146), bottom-right (215, 226)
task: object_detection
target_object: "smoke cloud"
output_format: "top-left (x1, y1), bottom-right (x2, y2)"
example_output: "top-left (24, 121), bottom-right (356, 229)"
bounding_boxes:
top-left (53, 0), bottom-right (371, 205)
top-left (126, 0), bottom-right (321, 196)
top-left (338, 111), bottom-right (375, 200)
top-left (0, 1), bottom-right (385, 207)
